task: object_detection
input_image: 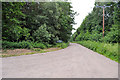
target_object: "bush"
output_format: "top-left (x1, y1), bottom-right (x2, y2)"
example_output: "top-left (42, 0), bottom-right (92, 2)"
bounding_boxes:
top-left (0, 40), bottom-right (2, 49)
top-left (32, 42), bottom-right (47, 49)
top-left (55, 43), bottom-right (69, 49)
top-left (2, 41), bottom-right (69, 50)
top-left (2, 41), bottom-right (33, 49)
top-left (44, 43), bottom-right (53, 48)
top-left (33, 24), bottom-right (51, 42)
top-left (61, 43), bottom-right (69, 49)
top-left (2, 41), bottom-right (47, 49)
top-left (19, 41), bottom-right (33, 49)
top-left (104, 26), bottom-right (119, 43)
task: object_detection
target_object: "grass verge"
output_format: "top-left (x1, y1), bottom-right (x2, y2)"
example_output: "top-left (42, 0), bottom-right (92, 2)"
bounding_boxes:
top-left (1, 42), bottom-right (69, 58)
top-left (74, 41), bottom-right (118, 62)
top-left (1, 48), bottom-right (61, 58)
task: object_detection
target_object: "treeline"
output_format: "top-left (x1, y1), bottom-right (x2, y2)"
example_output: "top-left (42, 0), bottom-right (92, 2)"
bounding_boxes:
top-left (2, 2), bottom-right (75, 45)
top-left (72, 2), bottom-right (120, 43)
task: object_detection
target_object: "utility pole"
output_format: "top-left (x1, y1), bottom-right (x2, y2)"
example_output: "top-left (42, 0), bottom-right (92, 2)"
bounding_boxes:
top-left (96, 5), bottom-right (111, 40)
top-left (103, 7), bottom-right (104, 39)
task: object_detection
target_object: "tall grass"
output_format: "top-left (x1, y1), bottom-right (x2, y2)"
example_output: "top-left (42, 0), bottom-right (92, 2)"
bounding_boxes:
top-left (76, 41), bottom-right (118, 62)
top-left (2, 41), bottom-right (47, 49)
top-left (2, 41), bottom-right (69, 49)
top-left (55, 43), bottom-right (69, 49)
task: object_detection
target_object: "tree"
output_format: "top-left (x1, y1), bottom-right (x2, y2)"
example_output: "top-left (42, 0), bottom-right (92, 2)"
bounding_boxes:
top-left (72, 1), bottom-right (120, 43)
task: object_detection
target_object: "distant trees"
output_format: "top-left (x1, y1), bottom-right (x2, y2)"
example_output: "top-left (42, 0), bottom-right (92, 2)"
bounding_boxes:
top-left (72, 1), bottom-right (120, 43)
top-left (2, 2), bottom-right (75, 44)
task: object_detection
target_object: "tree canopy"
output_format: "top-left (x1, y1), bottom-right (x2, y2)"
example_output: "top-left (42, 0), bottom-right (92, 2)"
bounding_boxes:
top-left (2, 2), bottom-right (75, 44)
top-left (72, 1), bottom-right (120, 43)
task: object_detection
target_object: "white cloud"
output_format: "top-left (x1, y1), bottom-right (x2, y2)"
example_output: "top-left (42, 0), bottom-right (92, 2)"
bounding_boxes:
top-left (70, 0), bottom-right (95, 34)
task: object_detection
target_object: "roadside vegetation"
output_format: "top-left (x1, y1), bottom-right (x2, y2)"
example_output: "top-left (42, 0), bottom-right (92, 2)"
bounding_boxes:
top-left (2, 2), bottom-right (75, 44)
top-left (71, 2), bottom-right (120, 62)
top-left (2, 41), bottom-right (69, 50)
top-left (1, 48), bottom-right (60, 57)
top-left (1, 41), bottom-right (69, 57)
top-left (2, 2), bottom-right (75, 57)
top-left (55, 42), bottom-right (69, 49)
top-left (74, 41), bottom-right (118, 62)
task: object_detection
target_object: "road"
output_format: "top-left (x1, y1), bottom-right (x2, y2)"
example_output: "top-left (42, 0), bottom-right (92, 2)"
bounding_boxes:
top-left (2, 43), bottom-right (118, 78)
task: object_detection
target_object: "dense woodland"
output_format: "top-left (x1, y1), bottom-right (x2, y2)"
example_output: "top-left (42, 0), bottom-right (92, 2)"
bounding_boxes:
top-left (71, 2), bottom-right (120, 43)
top-left (2, 2), bottom-right (75, 49)
top-left (2, 2), bottom-right (75, 43)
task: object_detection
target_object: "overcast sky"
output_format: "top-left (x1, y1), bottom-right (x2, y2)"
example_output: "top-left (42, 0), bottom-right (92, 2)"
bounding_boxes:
top-left (70, 0), bottom-right (95, 34)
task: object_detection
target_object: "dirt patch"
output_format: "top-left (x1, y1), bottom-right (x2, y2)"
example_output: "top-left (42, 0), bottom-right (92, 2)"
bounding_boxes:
top-left (43, 48), bottom-right (60, 51)
top-left (1, 47), bottom-right (61, 57)
top-left (2, 49), bottom-right (35, 54)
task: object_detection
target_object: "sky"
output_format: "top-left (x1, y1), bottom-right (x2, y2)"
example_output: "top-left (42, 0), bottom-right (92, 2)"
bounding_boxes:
top-left (70, 0), bottom-right (95, 34)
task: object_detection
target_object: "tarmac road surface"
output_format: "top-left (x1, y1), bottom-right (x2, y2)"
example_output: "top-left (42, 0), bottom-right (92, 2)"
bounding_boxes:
top-left (2, 43), bottom-right (118, 78)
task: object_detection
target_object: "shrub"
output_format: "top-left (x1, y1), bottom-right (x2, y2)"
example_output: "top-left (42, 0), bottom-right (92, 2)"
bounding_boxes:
top-left (61, 43), bottom-right (69, 49)
top-left (32, 42), bottom-right (47, 49)
top-left (44, 43), bottom-right (53, 48)
top-left (55, 43), bottom-right (69, 49)
top-left (19, 41), bottom-right (33, 49)
top-left (2, 41), bottom-right (69, 50)
top-left (2, 41), bottom-right (33, 49)
top-left (0, 40), bottom-right (2, 49)
top-left (2, 41), bottom-right (47, 49)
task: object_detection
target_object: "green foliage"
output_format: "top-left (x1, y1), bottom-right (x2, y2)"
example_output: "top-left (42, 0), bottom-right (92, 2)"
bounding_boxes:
top-left (33, 24), bottom-right (51, 43)
top-left (76, 41), bottom-right (118, 62)
top-left (2, 2), bottom-right (26, 42)
top-left (32, 42), bottom-right (47, 49)
top-left (2, 2), bottom-right (75, 45)
top-left (2, 41), bottom-right (69, 50)
top-left (2, 41), bottom-right (33, 49)
top-left (0, 40), bottom-right (2, 49)
top-left (55, 43), bottom-right (69, 49)
top-left (71, 2), bottom-right (119, 62)
top-left (72, 2), bottom-right (120, 43)
top-left (2, 41), bottom-right (47, 49)
top-left (44, 43), bottom-right (53, 48)
top-left (104, 25), bottom-right (119, 43)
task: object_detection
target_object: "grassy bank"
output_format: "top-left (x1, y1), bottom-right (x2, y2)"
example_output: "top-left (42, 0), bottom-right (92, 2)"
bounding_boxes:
top-left (2, 41), bottom-right (49, 49)
top-left (1, 41), bottom-right (69, 57)
top-left (2, 41), bottom-right (69, 49)
top-left (74, 41), bottom-right (118, 62)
